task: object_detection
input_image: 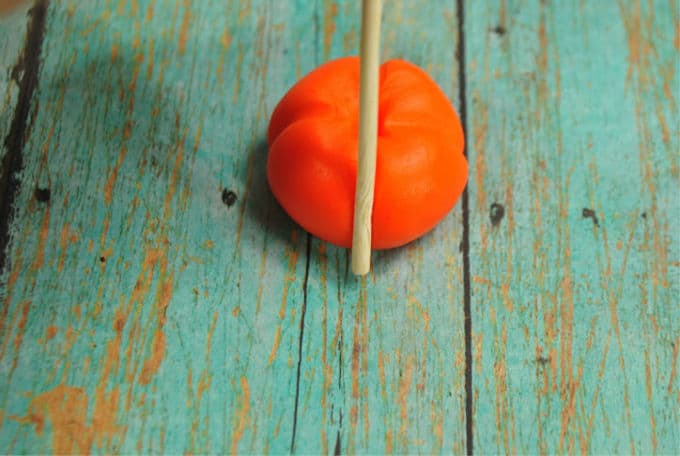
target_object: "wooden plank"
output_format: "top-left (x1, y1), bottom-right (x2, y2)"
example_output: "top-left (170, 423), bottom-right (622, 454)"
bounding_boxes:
top-left (0, 1), bottom-right (323, 452)
top-left (0, 4), bottom-right (30, 149)
top-left (0, 3), bottom-right (33, 269)
top-left (294, 1), bottom-right (467, 454)
top-left (1, 0), bottom-right (470, 453)
top-left (466, 0), bottom-right (679, 453)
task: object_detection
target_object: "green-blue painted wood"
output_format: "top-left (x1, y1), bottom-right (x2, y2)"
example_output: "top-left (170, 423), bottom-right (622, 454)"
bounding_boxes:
top-left (0, 4), bottom-right (29, 165)
top-left (0, 1), bottom-right (314, 453)
top-left (293, 1), bottom-right (466, 454)
top-left (2, 0), bottom-right (678, 454)
top-left (466, 0), bottom-right (679, 453)
top-left (0, 0), bottom-right (466, 453)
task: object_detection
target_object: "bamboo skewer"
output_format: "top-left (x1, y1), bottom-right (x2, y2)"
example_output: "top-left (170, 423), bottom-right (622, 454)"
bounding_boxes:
top-left (351, 0), bottom-right (382, 276)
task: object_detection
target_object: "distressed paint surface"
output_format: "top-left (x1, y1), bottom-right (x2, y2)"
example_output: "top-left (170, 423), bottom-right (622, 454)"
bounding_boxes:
top-left (0, 0), bottom-right (312, 453)
top-left (294, 1), bottom-right (467, 454)
top-left (466, 0), bottom-right (679, 454)
top-left (0, 0), bottom-right (677, 454)
top-left (0, 0), bottom-right (466, 453)
top-left (0, 5), bottom-right (29, 165)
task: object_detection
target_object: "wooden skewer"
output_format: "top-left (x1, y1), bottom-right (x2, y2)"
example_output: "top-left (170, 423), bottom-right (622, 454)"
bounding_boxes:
top-left (351, 0), bottom-right (382, 276)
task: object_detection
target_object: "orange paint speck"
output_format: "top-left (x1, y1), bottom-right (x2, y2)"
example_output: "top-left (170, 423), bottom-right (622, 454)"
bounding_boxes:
top-left (220, 27), bottom-right (232, 49)
top-left (45, 326), bottom-right (58, 340)
top-left (104, 147), bottom-right (128, 205)
top-left (145, 1), bottom-right (154, 22)
top-left (0, 257), bottom-right (22, 338)
top-left (31, 207), bottom-right (51, 270)
top-left (9, 413), bottom-right (45, 434)
top-left (140, 328), bottom-right (166, 385)
top-left (178, 0), bottom-right (191, 54)
top-left (14, 301), bottom-right (31, 351)
top-left (268, 326), bottom-right (281, 365)
top-left (58, 223), bottom-right (77, 272)
top-left (231, 377), bottom-right (251, 454)
top-left (18, 386), bottom-right (93, 453)
top-left (323, 2), bottom-right (338, 59)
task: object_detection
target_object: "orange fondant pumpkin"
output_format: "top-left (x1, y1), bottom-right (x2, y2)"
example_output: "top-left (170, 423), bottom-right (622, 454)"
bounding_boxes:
top-left (267, 56), bottom-right (467, 249)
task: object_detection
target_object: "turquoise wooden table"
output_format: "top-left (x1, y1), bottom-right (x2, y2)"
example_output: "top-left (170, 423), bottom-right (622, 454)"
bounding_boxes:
top-left (0, 0), bottom-right (678, 454)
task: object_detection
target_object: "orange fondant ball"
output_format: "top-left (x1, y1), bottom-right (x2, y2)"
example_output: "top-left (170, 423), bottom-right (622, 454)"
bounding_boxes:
top-left (267, 56), bottom-right (467, 249)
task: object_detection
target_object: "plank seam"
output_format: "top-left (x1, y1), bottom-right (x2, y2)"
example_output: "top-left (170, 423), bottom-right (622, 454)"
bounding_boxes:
top-left (455, 0), bottom-right (473, 454)
top-left (290, 234), bottom-right (312, 453)
top-left (290, 2), bottom-right (321, 451)
top-left (0, 0), bottom-right (49, 276)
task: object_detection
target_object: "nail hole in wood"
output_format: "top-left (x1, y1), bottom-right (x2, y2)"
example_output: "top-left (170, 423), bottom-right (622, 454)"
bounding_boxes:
top-left (34, 187), bottom-right (50, 203)
top-left (582, 208), bottom-right (599, 227)
top-left (222, 189), bottom-right (237, 207)
top-left (492, 25), bottom-right (506, 35)
top-left (490, 202), bottom-right (505, 226)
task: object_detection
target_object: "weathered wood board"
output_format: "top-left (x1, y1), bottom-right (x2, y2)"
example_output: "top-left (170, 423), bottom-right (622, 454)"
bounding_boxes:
top-left (0, 1), bottom-right (466, 453)
top-left (466, 0), bottom-right (679, 453)
top-left (0, 3), bottom-right (30, 147)
top-left (0, 0), bottom-right (677, 454)
top-left (294, 2), bottom-right (467, 453)
top-left (1, 1), bottom-right (46, 349)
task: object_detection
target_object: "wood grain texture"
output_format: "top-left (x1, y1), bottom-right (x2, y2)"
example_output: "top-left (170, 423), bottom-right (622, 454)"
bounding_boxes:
top-left (0, 0), bottom-right (312, 453)
top-left (0, 5), bottom-right (29, 149)
top-left (1, 0), bottom-right (678, 454)
top-left (294, 1), bottom-right (466, 453)
top-left (0, 0), bottom-right (466, 453)
top-left (466, 0), bottom-right (679, 453)
top-left (1, 0), bottom-right (47, 293)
